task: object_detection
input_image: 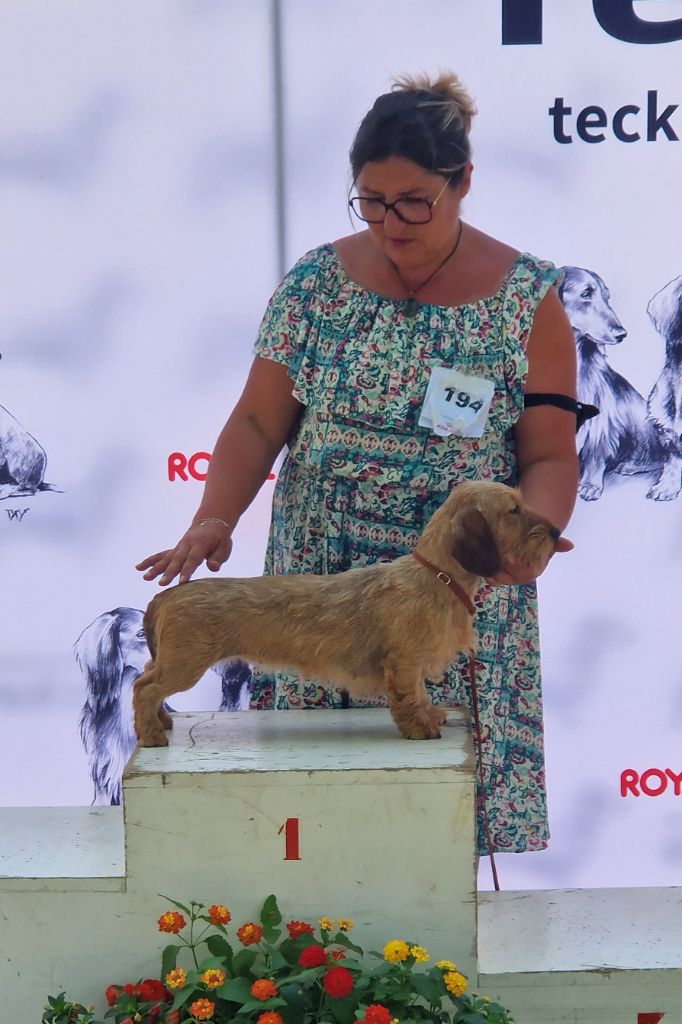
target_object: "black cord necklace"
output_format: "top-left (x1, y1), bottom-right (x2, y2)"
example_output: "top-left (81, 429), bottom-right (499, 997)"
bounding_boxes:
top-left (387, 220), bottom-right (464, 318)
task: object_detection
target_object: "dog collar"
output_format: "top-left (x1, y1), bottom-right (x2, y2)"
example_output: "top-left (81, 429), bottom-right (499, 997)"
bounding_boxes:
top-left (411, 551), bottom-right (476, 616)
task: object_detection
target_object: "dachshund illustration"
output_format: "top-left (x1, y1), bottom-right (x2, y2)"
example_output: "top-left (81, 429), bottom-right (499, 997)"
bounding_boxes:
top-left (0, 353), bottom-right (60, 500)
top-left (75, 607), bottom-right (250, 804)
top-left (559, 266), bottom-right (665, 501)
top-left (646, 275), bottom-right (682, 501)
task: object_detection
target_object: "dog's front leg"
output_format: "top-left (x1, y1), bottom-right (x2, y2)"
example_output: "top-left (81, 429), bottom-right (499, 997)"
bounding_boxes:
top-left (383, 662), bottom-right (446, 740)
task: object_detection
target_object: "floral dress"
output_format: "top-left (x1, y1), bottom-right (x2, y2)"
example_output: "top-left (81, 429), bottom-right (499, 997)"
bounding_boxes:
top-left (249, 243), bottom-right (562, 855)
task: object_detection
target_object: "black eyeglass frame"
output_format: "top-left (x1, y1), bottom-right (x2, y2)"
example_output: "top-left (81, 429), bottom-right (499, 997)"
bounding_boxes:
top-left (348, 174), bottom-right (454, 225)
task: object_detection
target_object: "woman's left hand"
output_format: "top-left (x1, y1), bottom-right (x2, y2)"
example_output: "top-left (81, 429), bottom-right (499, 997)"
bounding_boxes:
top-left (485, 536), bottom-right (574, 586)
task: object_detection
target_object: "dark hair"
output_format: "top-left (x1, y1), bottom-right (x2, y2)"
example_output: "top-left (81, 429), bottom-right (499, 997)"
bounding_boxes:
top-left (350, 71), bottom-right (476, 185)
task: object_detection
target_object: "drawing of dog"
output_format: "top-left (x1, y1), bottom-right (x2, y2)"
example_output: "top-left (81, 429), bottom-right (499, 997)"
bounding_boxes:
top-left (76, 608), bottom-right (251, 804)
top-left (132, 481), bottom-right (560, 747)
top-left (646, 275), bottom-right (682, 501)
top-left (559, 266), bottom-right (665, 501)
top-left (0, 354), bottom-right (60, 500)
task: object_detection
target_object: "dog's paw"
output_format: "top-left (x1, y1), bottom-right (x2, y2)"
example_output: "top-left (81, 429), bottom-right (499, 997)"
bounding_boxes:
top-left (398, 713), bottom-right (443, 741)
top-left (136, 732), bottom-right (169, 748)
top-left (647, 482), bottom-right (681, 501)
top-left (579, 481), bottom-right (603, 501)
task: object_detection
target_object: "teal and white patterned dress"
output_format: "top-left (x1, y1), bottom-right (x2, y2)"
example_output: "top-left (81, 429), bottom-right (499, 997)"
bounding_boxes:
top-left (250, 242), bottom-right (562, 855)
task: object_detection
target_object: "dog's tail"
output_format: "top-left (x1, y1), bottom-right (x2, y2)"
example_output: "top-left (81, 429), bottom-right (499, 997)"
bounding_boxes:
top-left (37, 481), bottom-right (63, 492)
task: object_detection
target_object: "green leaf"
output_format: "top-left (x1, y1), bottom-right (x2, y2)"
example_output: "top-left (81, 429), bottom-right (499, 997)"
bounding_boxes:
top-left (269, 947), bottom-right (287, 972)
top-left (171, 985), bottom-right (200, 1011)
top-left (206, 934), bottom-right (234, 967)
top-left (411, 972), bottom-right (444, 1006)
top-left (331, 932), bottom-right (364, 956)
top-left (326, 995), bottom-right (359, 1024)
top-left (261, 894), bottom-right (283, 928)
top-left (157, 893), bottom-right (193, 916)
top-left (198, 954), bottom-right (229, 972)
top-left (217, 975), bottom-right (253, 1002)
top-left (240, 997), bottom-right (289, 1013)
top-left (232, 948), bottom-right (257, 974)
top-left (161, 942), bottom-right (181, 978)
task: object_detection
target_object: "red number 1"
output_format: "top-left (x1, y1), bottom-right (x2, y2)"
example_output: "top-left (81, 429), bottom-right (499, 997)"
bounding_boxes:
top-left (278, 817), bottom-right (301, 860)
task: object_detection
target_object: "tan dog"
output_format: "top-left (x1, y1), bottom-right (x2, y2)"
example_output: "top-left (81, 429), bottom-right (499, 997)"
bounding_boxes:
top-left (133, 482), bottom-right (560, 746)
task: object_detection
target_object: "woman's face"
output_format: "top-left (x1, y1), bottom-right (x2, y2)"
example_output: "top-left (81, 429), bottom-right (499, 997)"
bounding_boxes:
top-left (353, 155), bottom-right (471, 269)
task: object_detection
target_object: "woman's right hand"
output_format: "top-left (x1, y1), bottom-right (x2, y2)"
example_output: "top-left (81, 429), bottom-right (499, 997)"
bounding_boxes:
top-left (135, 519), bottom-right (233, 586)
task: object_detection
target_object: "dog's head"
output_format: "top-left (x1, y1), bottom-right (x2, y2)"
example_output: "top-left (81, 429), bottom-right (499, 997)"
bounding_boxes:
top-left (441, 481), bottom-right (560, 579)
top-left (559, 266), bottom-right (626, 347)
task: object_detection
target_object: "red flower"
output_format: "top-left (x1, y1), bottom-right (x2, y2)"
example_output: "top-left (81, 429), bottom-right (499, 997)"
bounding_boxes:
top-left (322, 966), bottom-right (353, 998)
top-left (298, 945), bottom-right (327, 968)
top-left (328, 949), bottom-right (346, 962)
top-left (364, 1005), bottom-right (392, 1024)
top-left (105, 985), bottom-right (121, 1006)
top-left (257, 1014), bottom-right (283, 1024)
top-left (236, 922), bottom-right (263, 946)
top-left (122, 984), bottom-right (137, 996)
top-left (165, 1012), bottom-right (180, 1024)
top-left (286, 919), bottom-right (315, 939)
top-left (138, 979), bottom-right (167, 1002)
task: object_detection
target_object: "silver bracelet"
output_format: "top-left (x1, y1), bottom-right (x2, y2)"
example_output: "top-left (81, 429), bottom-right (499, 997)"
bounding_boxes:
top-left (193, 517), bottom-right (233, 533)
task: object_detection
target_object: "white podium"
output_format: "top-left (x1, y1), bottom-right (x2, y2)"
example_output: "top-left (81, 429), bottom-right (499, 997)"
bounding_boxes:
top-left (0, 708), bottom-right (477, 1021)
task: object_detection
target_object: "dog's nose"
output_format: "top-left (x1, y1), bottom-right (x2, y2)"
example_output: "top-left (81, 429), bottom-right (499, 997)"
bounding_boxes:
top-left (550, 526), bottom-right (561, 542)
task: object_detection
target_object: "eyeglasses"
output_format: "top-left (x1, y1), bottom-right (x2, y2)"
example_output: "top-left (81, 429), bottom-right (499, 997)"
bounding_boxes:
top-left (348, 175), bottom-right (453, 225)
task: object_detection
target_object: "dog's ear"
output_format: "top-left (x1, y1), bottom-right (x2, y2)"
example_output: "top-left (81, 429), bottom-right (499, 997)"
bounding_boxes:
top-left (451, 508), bottom-right (503, 577)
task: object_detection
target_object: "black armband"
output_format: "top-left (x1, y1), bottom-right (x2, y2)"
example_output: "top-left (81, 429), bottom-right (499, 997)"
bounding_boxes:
top-left (523, 393), bottom-right (598, 431)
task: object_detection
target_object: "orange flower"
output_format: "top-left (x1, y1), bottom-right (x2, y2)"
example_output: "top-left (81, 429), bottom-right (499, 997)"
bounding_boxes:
top-left (105, 985), bottom-right (121, 1006)
top-left (250, 979), bottom-right (278, 1000)
top-left (286, 919), bottom-right (314, 939)
top-left (236, 922), bottom-right (263, 946)
top-left (257, 1014), bottom-right (283, 1024)
top-left (208, 904), bottom-right (231, 925)
top-left (199, 968), bottom-right (225, 989)
top-left (188, 997), bottom-right (214, 1020)
top-left (165, 968), bottom-right (187, 990)
top-left (158, 911), bottom-right (186, 934)
top-left (328, 949), bottom-right (347, 962)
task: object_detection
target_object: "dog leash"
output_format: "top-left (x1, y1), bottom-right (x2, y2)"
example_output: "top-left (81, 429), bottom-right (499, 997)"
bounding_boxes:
top-left (411, 551), bottom-right (501, 892)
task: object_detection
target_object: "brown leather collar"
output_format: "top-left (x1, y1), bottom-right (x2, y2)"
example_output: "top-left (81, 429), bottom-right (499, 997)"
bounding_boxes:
top-left (411, 551), bottom-right (476, 617)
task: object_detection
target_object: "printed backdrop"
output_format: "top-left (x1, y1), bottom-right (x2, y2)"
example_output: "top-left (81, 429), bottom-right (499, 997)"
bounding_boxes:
top-left (2, 0), bottom-right (682, 891)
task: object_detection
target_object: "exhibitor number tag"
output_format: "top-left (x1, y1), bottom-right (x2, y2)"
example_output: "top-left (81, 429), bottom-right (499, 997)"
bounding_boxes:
top-left (418, 367), bottom-right (495, 438)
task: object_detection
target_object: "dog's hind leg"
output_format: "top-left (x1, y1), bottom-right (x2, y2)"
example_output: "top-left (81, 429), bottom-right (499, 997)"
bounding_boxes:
top-left (133, 655), bottom-right (208, 747)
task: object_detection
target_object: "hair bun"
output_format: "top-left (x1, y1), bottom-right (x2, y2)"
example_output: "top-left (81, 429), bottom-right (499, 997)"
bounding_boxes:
top-left (391, 70), bottom-right (477, 136)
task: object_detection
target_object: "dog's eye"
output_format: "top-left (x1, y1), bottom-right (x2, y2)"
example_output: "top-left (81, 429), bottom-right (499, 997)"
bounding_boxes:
top-left (580, 287), bottom-right (594, 299)
top-left (509, 505), bottom-right (521, 515)
top-left (136, 629), bottom-right (146, 640)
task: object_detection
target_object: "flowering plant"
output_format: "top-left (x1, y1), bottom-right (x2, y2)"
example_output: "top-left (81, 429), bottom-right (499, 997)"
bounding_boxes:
top-left (44, 895), bottom-right (514, 1023)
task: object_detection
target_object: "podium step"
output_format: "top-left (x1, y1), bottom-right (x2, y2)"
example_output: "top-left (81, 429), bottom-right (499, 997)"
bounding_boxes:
top-left (0, 805), bottom-right (124, 891)
top-left (478, 887), bottom-right (682, 1021)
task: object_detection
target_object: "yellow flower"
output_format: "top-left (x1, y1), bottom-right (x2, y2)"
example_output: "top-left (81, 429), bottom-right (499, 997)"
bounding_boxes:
top-left (200, 968), bottom-right (226, 989)
top-left (443, 970), bottom-right (468, 997)
top-left (435, 959), bottom-right (457, 971)
top-left (165, 967), bottom-right (187, 989)
top-left (482, 996), bottom-right (491, 1003)
top-left (409, 945), bottom-right (429, 963)
top-left (337, 918), bottom-right (353, 931)
top-left (383, 940), bottom-right (410, 963)
top-left (319, 916), bottom-right (335, 931)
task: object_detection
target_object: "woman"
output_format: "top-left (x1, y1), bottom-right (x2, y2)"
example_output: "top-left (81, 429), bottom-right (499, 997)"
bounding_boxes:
top-left (137, 72), bottom-right (578, 856)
